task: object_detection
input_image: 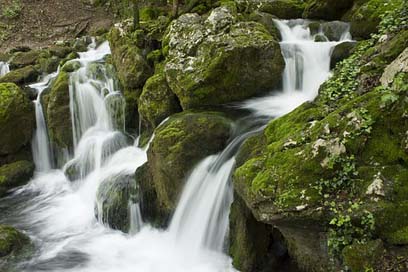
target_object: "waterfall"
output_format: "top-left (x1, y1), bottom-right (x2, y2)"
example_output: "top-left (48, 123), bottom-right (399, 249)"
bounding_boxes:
top-left (242, 19), bottom-right (352, 117)
top-left (30, 73), bottom-right (58, 172)
top-left (0, 61), bottom-right (10, 76)
top-left (0, 19), bottom-right (351, 272)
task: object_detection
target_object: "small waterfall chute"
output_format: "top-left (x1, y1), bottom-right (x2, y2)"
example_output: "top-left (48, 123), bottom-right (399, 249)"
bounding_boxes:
top-left (0, 61), bottom-right (10, 76)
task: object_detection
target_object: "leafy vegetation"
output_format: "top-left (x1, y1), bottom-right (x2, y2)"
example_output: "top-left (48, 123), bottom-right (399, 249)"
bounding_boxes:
top-left (1, 0), bottom-right (22, 19)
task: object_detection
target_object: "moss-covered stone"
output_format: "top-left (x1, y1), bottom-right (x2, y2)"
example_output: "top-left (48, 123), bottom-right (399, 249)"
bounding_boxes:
top-left (108, 25), bottom-right (153, 91)
top-left (146, 111), bottom-right (232, 213)
top-left (0, 65), bottom-right (39, 85)
top-left (9, 50), bottom-right (41, 69)
top-left (61, 60), bottom-right (81, 73)
top-left (164, 8), bottom-right (284, 109)
top-left (247, 11), bottom-right (282, 39)
top-left (344, 0), bottom-right (402, 39)
top-left (138, 72), bottom-right (182, 135)
top-left (0, 83), bottom-right (35, 156)
top-left (0, 225), bottom-right (30, 258)
top-left (303, 0), bottom-right (354, 20)
top-left (96, 174), bottom-right (138, 232)
top-left (342, 240), bottom-right (384, 272)
top-left (46, 71), bottom-right (73, 150)
top-left (258, 0), bottom-right (306, 19)
top-left (330, 41), bottom-right (356, 69)
top-left (0, 161), bottom-right (34, 196)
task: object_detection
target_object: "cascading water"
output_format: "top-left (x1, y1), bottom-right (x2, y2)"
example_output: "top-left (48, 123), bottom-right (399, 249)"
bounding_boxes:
top-left (0, 19), bottom-right (352, 272)
top-left (242, 19), bottom-right (352, 117)
top-left (0, 61), bottom-right (10, 76)
top-left (31, 73), bottom-right (58, 172)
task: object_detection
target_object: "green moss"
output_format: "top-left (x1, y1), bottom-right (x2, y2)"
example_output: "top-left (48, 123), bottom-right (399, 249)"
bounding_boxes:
top-left (47, 71), bottom-right (73, 150)
top-left (342, 240), bottom-right (384, 272)
top-left (0, 83), bottom-right (34, 156)
top-left (96, 175), bottom-right (137, 232)
top-left (147, 111), bottom-right (231, 212)
top-left (165, 14), bottom-right (284, 109)
top-left (9, 50), bottom-right (40, 68)
top-left (138, 72), bottom-right (181, 136)
top-left (0, 160), bottom-right (34, 196)
top-left (376, 202), bottom-right (408, 245)
top-left (0, 225), bottom-right (30, 258)
top-left (229, 194), bottom-right (273, 271)
top-left (346, 0), bottom-right (404, 39)
top-left (0, 65), bottom-right (39, 85)
top-left (303, 0), bottom-right (354, 20)
top-left (108, 26), bottom-right (153, 91)
top-left (258, 0), bottom-right (306, 19)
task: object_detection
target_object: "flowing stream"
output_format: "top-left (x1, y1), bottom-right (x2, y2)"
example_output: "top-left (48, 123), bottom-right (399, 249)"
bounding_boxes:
top-left (0, 20), bottom-right (351, 272)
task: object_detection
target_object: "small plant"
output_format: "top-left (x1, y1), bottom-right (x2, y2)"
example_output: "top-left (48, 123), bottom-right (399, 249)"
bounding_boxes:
top-left (328, 203), bottom-right (375, 257)
top-left (314, 155), bottom-right (358, 198)
top-left (2, 0), bottom-right (22, 19)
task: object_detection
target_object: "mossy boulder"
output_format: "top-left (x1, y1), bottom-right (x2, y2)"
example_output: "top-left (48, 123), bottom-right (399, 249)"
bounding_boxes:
top-left (46, 71), bottom-right (73, 150)
top-left (247, 11), bottom-right (282, 38)
top-left (164, 7), bottom-right (284, 109)
top-left (9, 50), bottom-right (41, 69)
top-left (232, 25), bottom-right (408, 270)
top-left (0, 161), bottom-right (34, 196)
top-left (138, 72), bottom-right (182, 135)
top-left (96, 174), bottom-right (138, 232)
top-left (0, 83), bottom-right (35, 156)
top-left (146, 111), bottom-right (232, 214)
top-left (303, 0), bottom-right (354, 20)
top-left (0, 225), bottom-right (30, 258)
top-left (330, 41), bottom-right (356, 69)
top-left (344, 0), bottom-right (402, 40)
top-left (258, 0), bottom-right (306, 19)
top-left (108, 25), bottom-right (153, 91)
top-left (0, 66), bottom-right (39, 85)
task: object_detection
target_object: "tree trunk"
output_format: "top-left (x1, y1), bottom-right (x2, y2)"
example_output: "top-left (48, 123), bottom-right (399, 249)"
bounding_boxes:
top-left (132, 0), bottom-right (140, 30)
top-left (172, 0), bottom-right (179, 18)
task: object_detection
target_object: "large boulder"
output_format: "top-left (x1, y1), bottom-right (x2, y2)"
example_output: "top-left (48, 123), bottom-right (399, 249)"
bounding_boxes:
top-left (146, 111), bottom-right (232, 214)
top-left (164, 7), bottom-right (284, 109)
top-left (138, 72), bottom-right (182, 135)
top-left (46, 71), bottom-right (73, 151)
top-left (303, 0), bottom-right (354, 20)
top-left (232, 27), bottom-right (408, 271)
top-left (0, 161), bottom-right (34, 196)
top-left (0, 225), bottom-right (30, 258)
top-left (0, 83), bottom-right (35, 157)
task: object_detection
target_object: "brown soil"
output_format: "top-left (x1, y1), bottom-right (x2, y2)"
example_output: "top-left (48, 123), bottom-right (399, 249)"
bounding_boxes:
top-left (0, 0), bottom-right (114, 52)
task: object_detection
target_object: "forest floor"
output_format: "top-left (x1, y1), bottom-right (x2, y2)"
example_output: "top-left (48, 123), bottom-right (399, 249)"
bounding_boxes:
top-left (0, 0), bottom-right (114, 51)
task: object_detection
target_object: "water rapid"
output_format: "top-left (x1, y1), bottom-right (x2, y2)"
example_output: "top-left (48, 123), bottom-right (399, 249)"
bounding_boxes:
top-left (0, 19), bottom-right (352, 272)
